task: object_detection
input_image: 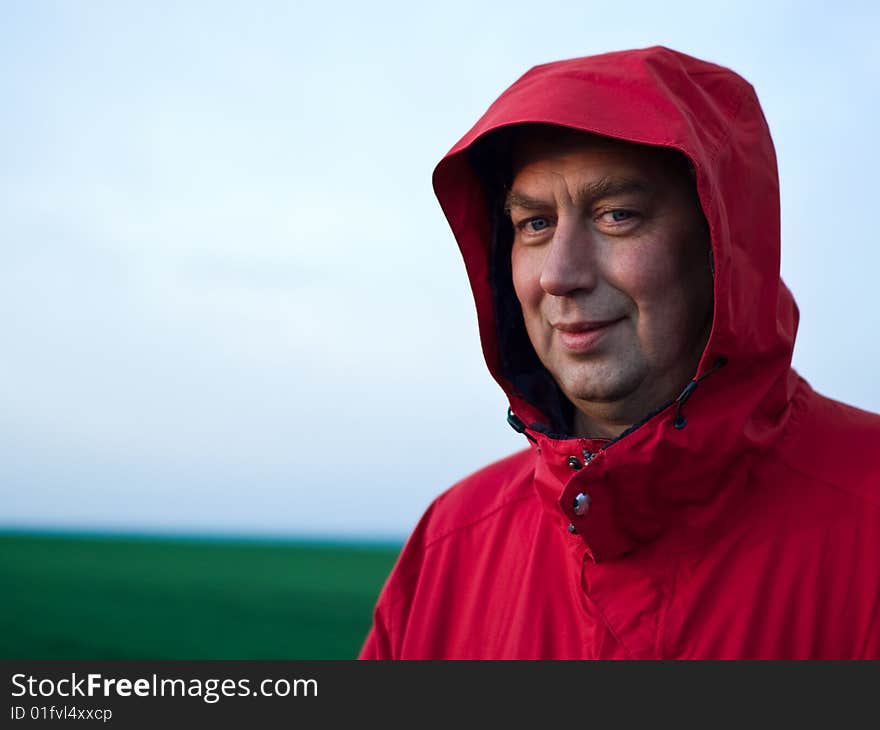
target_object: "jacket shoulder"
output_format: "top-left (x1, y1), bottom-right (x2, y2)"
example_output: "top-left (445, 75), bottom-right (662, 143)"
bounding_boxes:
top-left (377, 446), bottom-right (536, 592)
top-left (420, 446), bottom-right (536, 546)
top-left (774, 378), bottom-right (880, 508)
top-left (385, 447), bottom-right (536, 583)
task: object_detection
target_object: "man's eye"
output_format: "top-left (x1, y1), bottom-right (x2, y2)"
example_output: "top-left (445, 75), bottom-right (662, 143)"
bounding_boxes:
top-left (521, 217), bottom-right (552, 232)
top-left (595, 209), bottom-right (640, 228)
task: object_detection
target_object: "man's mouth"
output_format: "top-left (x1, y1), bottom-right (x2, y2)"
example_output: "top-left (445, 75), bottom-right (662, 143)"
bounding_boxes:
top-left (553, 318), bottom-right (624, 352)
top-left (553, 318), bottom-right (623, 333)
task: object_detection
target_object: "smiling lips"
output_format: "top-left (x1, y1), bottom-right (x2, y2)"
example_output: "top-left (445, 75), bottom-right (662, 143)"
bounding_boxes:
top-left (553, 318), bottom-right (624, 352)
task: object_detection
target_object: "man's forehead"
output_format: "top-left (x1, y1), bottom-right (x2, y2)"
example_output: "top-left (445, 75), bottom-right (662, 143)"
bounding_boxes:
top-left (510, 124), bottom-right (611, 155)
top-left (480, 123), bottom-right (694, 197)
top-left (509, 125), bottom-right (665, 176)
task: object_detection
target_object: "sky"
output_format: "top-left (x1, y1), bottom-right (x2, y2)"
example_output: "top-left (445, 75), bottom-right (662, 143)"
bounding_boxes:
top-left (2, 0), bottom-right (878, 541)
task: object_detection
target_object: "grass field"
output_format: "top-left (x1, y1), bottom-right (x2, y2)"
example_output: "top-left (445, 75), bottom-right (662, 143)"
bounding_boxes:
top-left (0, 531), bottom-right (400, 659)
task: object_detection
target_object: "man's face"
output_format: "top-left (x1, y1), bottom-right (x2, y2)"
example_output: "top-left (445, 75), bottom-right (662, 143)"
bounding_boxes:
top-left (506, 129), bottom-right (714, 436)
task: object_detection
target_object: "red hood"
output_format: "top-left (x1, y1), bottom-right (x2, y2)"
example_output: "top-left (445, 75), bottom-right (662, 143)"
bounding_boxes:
top-left (431, 46), bottom-right (801, 559)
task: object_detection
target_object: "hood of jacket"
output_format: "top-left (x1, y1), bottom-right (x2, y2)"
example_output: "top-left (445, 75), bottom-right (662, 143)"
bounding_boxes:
top-left (431, 46), bottom-right (802, 560)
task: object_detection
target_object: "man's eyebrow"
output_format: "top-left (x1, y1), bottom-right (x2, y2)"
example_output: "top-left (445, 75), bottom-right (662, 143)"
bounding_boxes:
top-left (503, 190), bottom-right (548, 213)
top-left (504, 177), bottom-right (654, 213)
top-left (575, 177), bottom-right (654, 205)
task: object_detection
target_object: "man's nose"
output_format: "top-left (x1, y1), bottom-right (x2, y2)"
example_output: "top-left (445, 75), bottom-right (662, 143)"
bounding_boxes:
top-left (538, 218), bottom-right (598, 296)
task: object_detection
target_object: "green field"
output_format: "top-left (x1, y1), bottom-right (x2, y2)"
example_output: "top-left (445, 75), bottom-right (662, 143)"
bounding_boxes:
top-left (0, 532), bottom-right (400, 659)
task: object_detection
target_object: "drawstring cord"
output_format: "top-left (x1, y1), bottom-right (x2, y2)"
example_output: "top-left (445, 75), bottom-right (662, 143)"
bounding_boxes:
top-left (507, 408), bottom-right (538, 443)
top-left (673, 356), bottom-right (728, 429)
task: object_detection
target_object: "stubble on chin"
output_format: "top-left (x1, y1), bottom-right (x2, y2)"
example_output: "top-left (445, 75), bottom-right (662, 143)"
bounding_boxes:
top-left (561, 364), bottom-right (646, 406)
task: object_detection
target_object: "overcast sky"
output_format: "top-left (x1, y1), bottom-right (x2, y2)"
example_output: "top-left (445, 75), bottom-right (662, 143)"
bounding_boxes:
top-left (2, 0), bottom-right (877, 541)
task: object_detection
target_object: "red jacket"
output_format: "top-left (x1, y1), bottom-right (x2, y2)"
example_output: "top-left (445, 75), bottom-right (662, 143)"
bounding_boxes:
top-left (359, 46), bottom-right (880, 659)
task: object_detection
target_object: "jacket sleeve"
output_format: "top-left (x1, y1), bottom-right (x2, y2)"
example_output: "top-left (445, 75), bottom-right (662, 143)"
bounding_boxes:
top-left (357, 600), bottom-right (394, 659)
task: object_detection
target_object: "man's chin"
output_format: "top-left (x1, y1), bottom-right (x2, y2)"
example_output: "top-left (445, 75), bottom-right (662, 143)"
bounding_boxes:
top-left (562, 374), bottom-right (643, 407)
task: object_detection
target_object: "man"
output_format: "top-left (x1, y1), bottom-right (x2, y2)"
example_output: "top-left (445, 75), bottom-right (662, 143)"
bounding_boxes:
top-left (359, 46), bottom-right (880, 659)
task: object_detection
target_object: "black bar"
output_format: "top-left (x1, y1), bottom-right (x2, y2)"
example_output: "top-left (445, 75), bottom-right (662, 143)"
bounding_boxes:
top-left (2, 660), bottom-right (877, 727)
